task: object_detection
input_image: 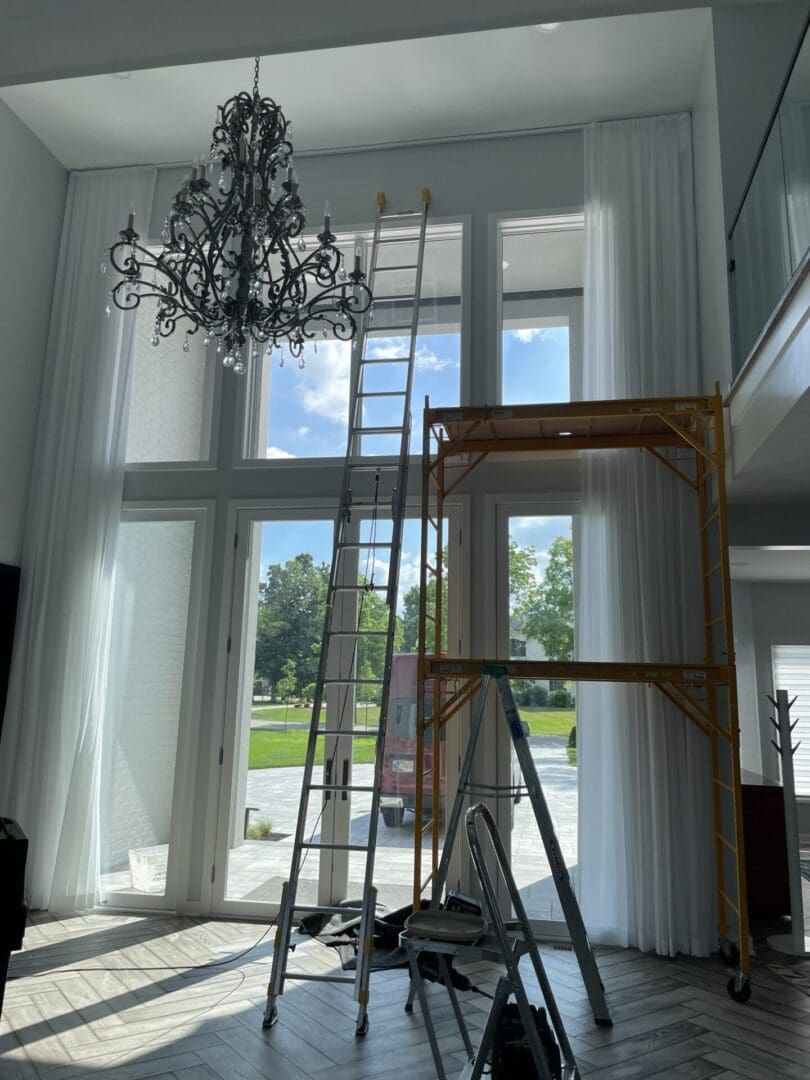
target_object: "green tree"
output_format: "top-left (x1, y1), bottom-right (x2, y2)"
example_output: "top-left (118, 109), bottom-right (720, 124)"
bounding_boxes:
top-left (356, 586), bottom-right (402, 702)
top-left (508, 538), bottom-right (539, 614)
top-left (400, 552), bottom-right (448, 655)
top-left (515, 535), bottom-right (574, 661)
top-left (254, 553), bottom-right (329, 694)
top-left (276, 658), bottom-right (297, 702)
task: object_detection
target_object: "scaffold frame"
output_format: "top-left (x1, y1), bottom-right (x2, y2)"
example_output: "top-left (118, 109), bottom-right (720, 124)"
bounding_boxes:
top-left (416, 384), bottom-right (752, 1000)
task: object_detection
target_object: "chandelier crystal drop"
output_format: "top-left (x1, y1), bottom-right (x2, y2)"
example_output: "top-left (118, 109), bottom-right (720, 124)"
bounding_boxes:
top-left (108, 57), bottom-right (372, 373)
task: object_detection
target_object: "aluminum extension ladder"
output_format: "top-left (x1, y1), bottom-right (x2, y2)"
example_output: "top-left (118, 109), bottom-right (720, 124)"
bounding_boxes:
top-left (264, 188), bottom-right (431, 1036)
top-left (431, 664), bottom-right (612, 1027)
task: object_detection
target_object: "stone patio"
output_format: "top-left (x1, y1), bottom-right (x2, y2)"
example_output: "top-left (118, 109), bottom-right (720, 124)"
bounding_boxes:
top-left (225, 734), bottom-right (578, 918)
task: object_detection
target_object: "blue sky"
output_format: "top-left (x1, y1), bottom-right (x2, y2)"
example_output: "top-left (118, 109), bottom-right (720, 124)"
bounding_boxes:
top-left (256, 325), bottom-right (572, 606)
top-left (259, 518), bottom-right (423, 614)
top-left (502, 326), bottom-right (569, 404)
top-left (262, 326), bottom-right (569, 457)
top-left (263, 331), bottom-right (460, 459)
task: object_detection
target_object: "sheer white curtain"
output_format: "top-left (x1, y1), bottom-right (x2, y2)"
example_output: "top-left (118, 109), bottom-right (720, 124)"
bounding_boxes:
top-left (576, 115), bottom-right (715, 956)
top-left (0, 167), bottom-right (156, 913)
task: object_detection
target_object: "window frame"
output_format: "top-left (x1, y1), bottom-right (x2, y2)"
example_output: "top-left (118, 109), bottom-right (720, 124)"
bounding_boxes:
top-left (492, 212), bottom-right (584, 406)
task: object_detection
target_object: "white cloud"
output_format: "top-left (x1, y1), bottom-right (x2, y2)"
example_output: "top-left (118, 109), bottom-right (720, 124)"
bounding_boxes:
top-left (366, 337), bottom-right (458, 373)
top-left (266, 445), bottom-right (296, 459)
top-left (414, 344), bottom-right (458, 373)
top-left (297, 426), bottom-right (310, 437)
top-left (512, 327), bottom-right (552, 344)
top-left (294, 339), bottom-right (351, 425)
top-left (367, 337), bottom-right (408, 360)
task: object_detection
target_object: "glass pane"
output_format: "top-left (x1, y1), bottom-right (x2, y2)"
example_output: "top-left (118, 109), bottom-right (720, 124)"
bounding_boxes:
top-left (501, 223), bottom-right (582, 404)
top-left (99, 519), bottom-right (196, 898)
top-left (507, 515), bottom-right (577, 921)
top-left (226, 519), bottom-right (333, 905)
top-left (730, 121), bottom-right (792, 372)
top-left (246, 227), bottom-right (462, 459)
top-left (779, 28), bottom-right (810, 274)
top-left (126, 302), bottom-right (214, 463)
top-left (351, 518), bottom-right (445, 912)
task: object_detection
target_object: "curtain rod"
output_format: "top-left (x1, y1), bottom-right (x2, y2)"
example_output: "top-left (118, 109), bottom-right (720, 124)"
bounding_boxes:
top-left (72, 108), bottom-right (690, 173)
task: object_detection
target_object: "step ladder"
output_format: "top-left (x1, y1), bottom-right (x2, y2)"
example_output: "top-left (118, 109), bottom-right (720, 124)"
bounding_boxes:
top-left (431, 665), bottom-right (612, 1027)
top-left (263, 189), bottom-right (431, 1037)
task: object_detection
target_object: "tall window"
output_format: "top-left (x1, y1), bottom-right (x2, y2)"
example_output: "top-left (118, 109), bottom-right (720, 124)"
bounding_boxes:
top-left (499, 217), bottom-right (583, 404)
top-left (125, 259), bottom-right (216, 464)
top-left (244, 224), bottom-right (463, 460)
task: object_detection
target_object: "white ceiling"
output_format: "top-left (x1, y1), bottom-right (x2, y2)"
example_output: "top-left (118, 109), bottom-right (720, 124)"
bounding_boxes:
top-left (730, 547), bottom-right (810, 583)
top-left (0, 10), bottom-right (711, 170)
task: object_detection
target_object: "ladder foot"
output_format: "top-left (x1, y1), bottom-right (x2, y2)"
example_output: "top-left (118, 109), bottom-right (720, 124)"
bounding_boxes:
top-left (262, 1001), bottom-right (279, 1030)
top-left (727, 973), bottom-right (752, 1004)
top-left (355, 1011), bottom-right (369, 1037)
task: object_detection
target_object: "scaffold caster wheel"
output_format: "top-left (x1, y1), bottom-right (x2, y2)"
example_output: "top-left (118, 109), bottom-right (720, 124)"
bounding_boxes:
top-left (356, 1015), bottom-right (369, 1037)
top-left (262, 1003), bottom-right (279, 1030)
top-left (726, 975), bottom-right (751, 1004)
top-left (719, 940), bottom-right (740, 967)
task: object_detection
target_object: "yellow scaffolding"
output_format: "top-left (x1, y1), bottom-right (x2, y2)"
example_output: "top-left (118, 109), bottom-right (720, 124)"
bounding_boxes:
top-left (415, 385), bottom-right (751, 995)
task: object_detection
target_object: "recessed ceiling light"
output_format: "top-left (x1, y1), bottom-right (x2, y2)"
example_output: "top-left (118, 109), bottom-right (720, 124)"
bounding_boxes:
top-left (502, 260), bottom-right (510, 270)
top-left (112, 71), bottom-right (132, 79)
top-left (536, 23), bottom-right (561, 33)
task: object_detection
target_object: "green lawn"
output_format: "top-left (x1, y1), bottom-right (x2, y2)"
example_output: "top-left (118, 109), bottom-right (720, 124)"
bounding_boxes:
top-left (252, 703), bottom-right (381, 725)
top-left (248, 708), bottom-right (575, 768)
top-left (249, 729), bottom-right (377, 769)
top-left (521, 709), bottom-right (575, 736)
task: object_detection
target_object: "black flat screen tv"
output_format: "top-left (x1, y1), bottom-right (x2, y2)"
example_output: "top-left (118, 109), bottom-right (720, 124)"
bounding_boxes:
top-left (0, 564), bottom-right (21, 744)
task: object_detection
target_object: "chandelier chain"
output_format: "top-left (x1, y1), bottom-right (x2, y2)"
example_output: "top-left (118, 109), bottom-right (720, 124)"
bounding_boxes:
top-left (253, 56), bottom-right (260, 100)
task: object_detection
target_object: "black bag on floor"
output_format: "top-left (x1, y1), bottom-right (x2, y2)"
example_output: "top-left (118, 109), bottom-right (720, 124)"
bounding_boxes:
top-left (490, 1001), bottom-right (562, 1079)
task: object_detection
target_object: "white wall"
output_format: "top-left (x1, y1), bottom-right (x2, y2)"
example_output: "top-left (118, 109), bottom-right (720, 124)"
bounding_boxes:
top-left (691, 17), bottom-right (733, 391)
top-left (733, 579), bottom-right (810, 835)
top-left (0, 100), bottom-right (67, 566)
top-left (713, 1), bottom-right (808, 231)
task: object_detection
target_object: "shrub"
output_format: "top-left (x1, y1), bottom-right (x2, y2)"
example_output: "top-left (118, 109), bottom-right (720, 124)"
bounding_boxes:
top-left (550, 688), bottom-right (571, 708)
top-left (530, 684), bottom-right (549, 707)
top-left (513, 682), bottom-right (533, 707)
top-left (246, 818), bottom-right (274, 840)
top-left (567, 725), bottom-right (577, 748)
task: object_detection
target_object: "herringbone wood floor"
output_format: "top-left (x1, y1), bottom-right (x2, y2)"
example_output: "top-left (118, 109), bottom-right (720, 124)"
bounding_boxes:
top-left (1, 911), bottom-right (809, 1079)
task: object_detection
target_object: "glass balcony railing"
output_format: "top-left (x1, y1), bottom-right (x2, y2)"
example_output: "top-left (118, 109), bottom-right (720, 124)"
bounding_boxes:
top-left (729, 20), bottom-right (810, 376)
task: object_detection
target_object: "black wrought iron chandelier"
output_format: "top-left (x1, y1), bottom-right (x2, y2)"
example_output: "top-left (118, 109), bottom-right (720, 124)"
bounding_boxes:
top-left (108, 57), bottom-right (372, 373)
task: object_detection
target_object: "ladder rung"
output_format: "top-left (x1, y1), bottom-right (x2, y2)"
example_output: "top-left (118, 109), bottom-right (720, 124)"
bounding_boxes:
top-left (293, 904), bottom-right (364, 916)
top-left (373, 263), bottom-right (418, 272)
top-left (336, 541), bottom-right (394, 550)
top-left (357, 390), bottom-right (407, 398)
top-left (332, 583), bottom-right (388, 592)
top-left (380, 210), bottom-right (423, 220)
top-left (346, 461), bottom-right (400, 473)
top-left (308, 784), bottom-right (377, 793)
top-left (284, 973), bottom-right (357, 985)
top-left (318, 728), bottom-right (381, 737)
top-left (322, 677), bottom-right (384, 686)
top-left (352, 426), bottom-right (404, 436)
top-left (360, 356), bottom-right (411, 364)
top-left (300, 842), bottom-right (370, 852)
top-left (328, 629), bottom-right (389, 638)
top-left (371, 294), bottom-right (417, 305)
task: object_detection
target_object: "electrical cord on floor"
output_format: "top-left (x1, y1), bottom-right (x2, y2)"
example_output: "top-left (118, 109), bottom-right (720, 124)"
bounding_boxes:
top-left (8, 920), bottom-right (275, 979)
